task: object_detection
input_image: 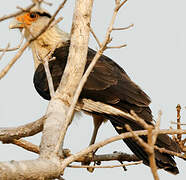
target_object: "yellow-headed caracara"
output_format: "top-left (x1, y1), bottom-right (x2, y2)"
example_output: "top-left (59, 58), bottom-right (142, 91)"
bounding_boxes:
top-left (9, 8), bottom-right (181, 174)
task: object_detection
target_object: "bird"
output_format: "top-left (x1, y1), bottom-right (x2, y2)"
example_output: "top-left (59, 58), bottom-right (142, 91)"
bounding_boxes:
top-left (9, 7), bottom-right (181, 174)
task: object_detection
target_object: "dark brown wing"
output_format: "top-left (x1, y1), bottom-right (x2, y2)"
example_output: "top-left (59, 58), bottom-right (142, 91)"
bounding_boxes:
top-left (81, 48), bottom-right (152, 122)
top-left (84, 48), bottom-right (151, 106)
top-left (34, 43), bottom-right (151, 107)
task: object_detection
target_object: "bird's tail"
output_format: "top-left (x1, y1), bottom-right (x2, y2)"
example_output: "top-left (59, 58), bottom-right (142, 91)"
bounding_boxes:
top-left (102, 114), bottom-right (180, 175)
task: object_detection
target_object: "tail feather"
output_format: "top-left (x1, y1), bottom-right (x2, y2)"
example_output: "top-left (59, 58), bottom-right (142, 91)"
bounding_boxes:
top-left (103, 114), bottom-right (180, 174)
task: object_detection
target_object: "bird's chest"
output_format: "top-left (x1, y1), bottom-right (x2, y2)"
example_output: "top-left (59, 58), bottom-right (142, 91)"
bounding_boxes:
top-left (31, 40), bottom-right (53, 69)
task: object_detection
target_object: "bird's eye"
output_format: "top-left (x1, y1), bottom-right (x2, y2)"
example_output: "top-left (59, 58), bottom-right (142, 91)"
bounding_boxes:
top-left (29, 12), bottom-right (37, 19)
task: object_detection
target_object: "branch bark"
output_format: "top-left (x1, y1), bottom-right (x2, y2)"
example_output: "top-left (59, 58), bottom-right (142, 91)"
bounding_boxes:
top-left (39, 0), bottom-right (94, 160)
top-left (0, 116), bottom-right (45, 142)
top-left (0, 128), bottom-right (185, 179)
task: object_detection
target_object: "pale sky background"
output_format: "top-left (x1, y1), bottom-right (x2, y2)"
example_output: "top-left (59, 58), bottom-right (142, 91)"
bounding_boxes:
top-left (0, 0), bottom-right (185, 179)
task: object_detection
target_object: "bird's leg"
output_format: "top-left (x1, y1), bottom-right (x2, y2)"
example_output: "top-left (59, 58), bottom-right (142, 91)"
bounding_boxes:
top-left (89, 114), bottom-right (104, 146)
top-left (82, 114), bottom-right (105, 172)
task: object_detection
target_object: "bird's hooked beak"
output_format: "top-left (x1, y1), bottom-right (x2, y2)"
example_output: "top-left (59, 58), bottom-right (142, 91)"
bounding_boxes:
top-left (9, 18), bottom-right (24, 29)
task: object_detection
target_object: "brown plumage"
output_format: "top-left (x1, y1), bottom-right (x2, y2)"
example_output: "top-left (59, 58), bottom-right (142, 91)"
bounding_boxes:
top-left (34, 41), bottom-right (181, 174)
top-left (10, 10), bottom-right (181, 174)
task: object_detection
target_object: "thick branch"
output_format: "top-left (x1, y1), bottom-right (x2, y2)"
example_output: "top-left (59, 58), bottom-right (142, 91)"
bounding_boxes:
top-left (39, 0), bottom-right (94, 159)
top-left (0, 128), bottom-right (185, 179)
top-left (0, 159), bottom-right (62, 180)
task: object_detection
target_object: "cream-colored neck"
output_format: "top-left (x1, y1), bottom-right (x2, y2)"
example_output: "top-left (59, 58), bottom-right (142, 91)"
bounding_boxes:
top-left (29, 26), bottom-right (70, 69)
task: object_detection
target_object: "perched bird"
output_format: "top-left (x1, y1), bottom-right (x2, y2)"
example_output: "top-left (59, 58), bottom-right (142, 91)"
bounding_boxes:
top-left (9, 8), bottom-right (181, 174)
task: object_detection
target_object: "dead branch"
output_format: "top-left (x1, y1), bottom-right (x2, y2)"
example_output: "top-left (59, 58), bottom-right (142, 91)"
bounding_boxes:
top-left (43, 60), bottom-right (55, 97)
top-left (0, 116), bottom-right (46, 142)
top-left (0, 126), bottom-right (185, 179)
top-left (91, 152), bottom-right (139, 162)
top-left (59, 1), bottom-right (129, 159)
top-left (115, 0), bottom-right (128, 11)
top-left (0, 41), bottom-right (30, 80)
top-left (112, 23), bottom-right (134, 31)
top-left (0, 159), bottom-right (63, 179)
top-left (4, 139), bottom-right (140, 163)
top-left (39, 0), bottom-right (94, 161)
top-left (171, 122), bottom-right (186, 126)
top-left (155, 146), bottom-right (186, 160)
top-left (0, 31), bottom-right (24, 52)
top-left (0, 43), bottom-right (10, 61)
top-left (7, 139), bottom-right (40, 154)
top-left (126, 111), bottom-right (162, 180)
top-left (68, 161), bottom-right (142, 169)
top-left (107, 44), bottom-right (127, 49)
top-left (177, 104), bottom-right (182, 141)
top-left (89, 25), bottom-right (102, 48)
top-left (0, 3), bottom-right (35, 22)
top-left (171, 104), bottom-right (186, 153)
top-left (49, 17), bottom-right (64, 30)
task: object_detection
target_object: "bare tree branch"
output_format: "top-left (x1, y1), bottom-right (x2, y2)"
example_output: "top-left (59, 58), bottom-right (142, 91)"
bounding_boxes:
top-left (0, 126), bottom-right (185, 179)
top-left (107, 44), bottom-right (127, 49)
top-left (0, 116), bottom-right (46, 142)
top-left (57, 1), bottom-right (130, 160)
top-left (7, 139), bottom-right (40, 154)
top-left (0, 3), bottom-right (35, 22)
top-left (0, 31), bottom-right (24, 52)
top-left (68, 161), bottom-right (142, 169)
top-left (176, 104), bottom-right (182, 141)
top-left (89, 25), bottom-right (102, 48)
top-left (112, 23), bottom-right (134, 31)
top-left (0, 43), bottom-right (10, 61)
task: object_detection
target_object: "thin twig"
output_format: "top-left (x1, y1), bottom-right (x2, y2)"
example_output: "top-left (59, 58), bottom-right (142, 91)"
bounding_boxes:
top-left (130, 110), bottom-right (151, 129)
top-left (49, 17), bottom-right (64, 30)
top-left (68, 161), bottom-right (142, 169)
top-left (176, 104), bottom-right (182, 141)
top-left (155, 146), bottom-right (186, 160)
top-left (151, 111), bottom-right (161, 146)
top-left (0, 29), bottom-right (24, 52)
top-left (148, 129), bottom-right (159, 180)
top-left (43, 60), bottom-right (55, 97)
top-left (0, 43), bottom-right (10, 61)
top-left (171, 122), bottom-right (186, 126)
top-left (8, 139), bottom-right (40, 154)
top-left (126, 111), bottom-right (162, 180)
top-left (125, 124), bottom-right (150, 152)
top-left (41, 41), bottom-right (61, 97)
top-left (42, 0), bottom-right (53, 6)
top-left (107, 44), bottom-right (127, 49)
top-left (112, 23), bottom-right (134, 31)
top-left (115, 0), bottom-right (128, 11)
top-left (89, 25), bottom-right (101, 48)
top-left (0, 41), bottom-right (30, 80)
top-left (0, 3), bottom-right (35, 22)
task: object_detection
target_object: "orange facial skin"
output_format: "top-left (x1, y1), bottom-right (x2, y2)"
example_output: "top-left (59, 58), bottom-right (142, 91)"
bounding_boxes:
top-left (16, 12), bottom-right (39, 27)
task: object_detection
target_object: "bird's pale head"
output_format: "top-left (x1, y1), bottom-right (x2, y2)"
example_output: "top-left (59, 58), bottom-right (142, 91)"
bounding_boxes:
top-left (9, 10), bottom-right (51, 39)
top-left (9, 8), bottom-right (70, 69)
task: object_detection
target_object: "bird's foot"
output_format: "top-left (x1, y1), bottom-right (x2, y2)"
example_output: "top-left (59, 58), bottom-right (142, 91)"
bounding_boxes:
top-left (82, 152), bottom-right (95, 173)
